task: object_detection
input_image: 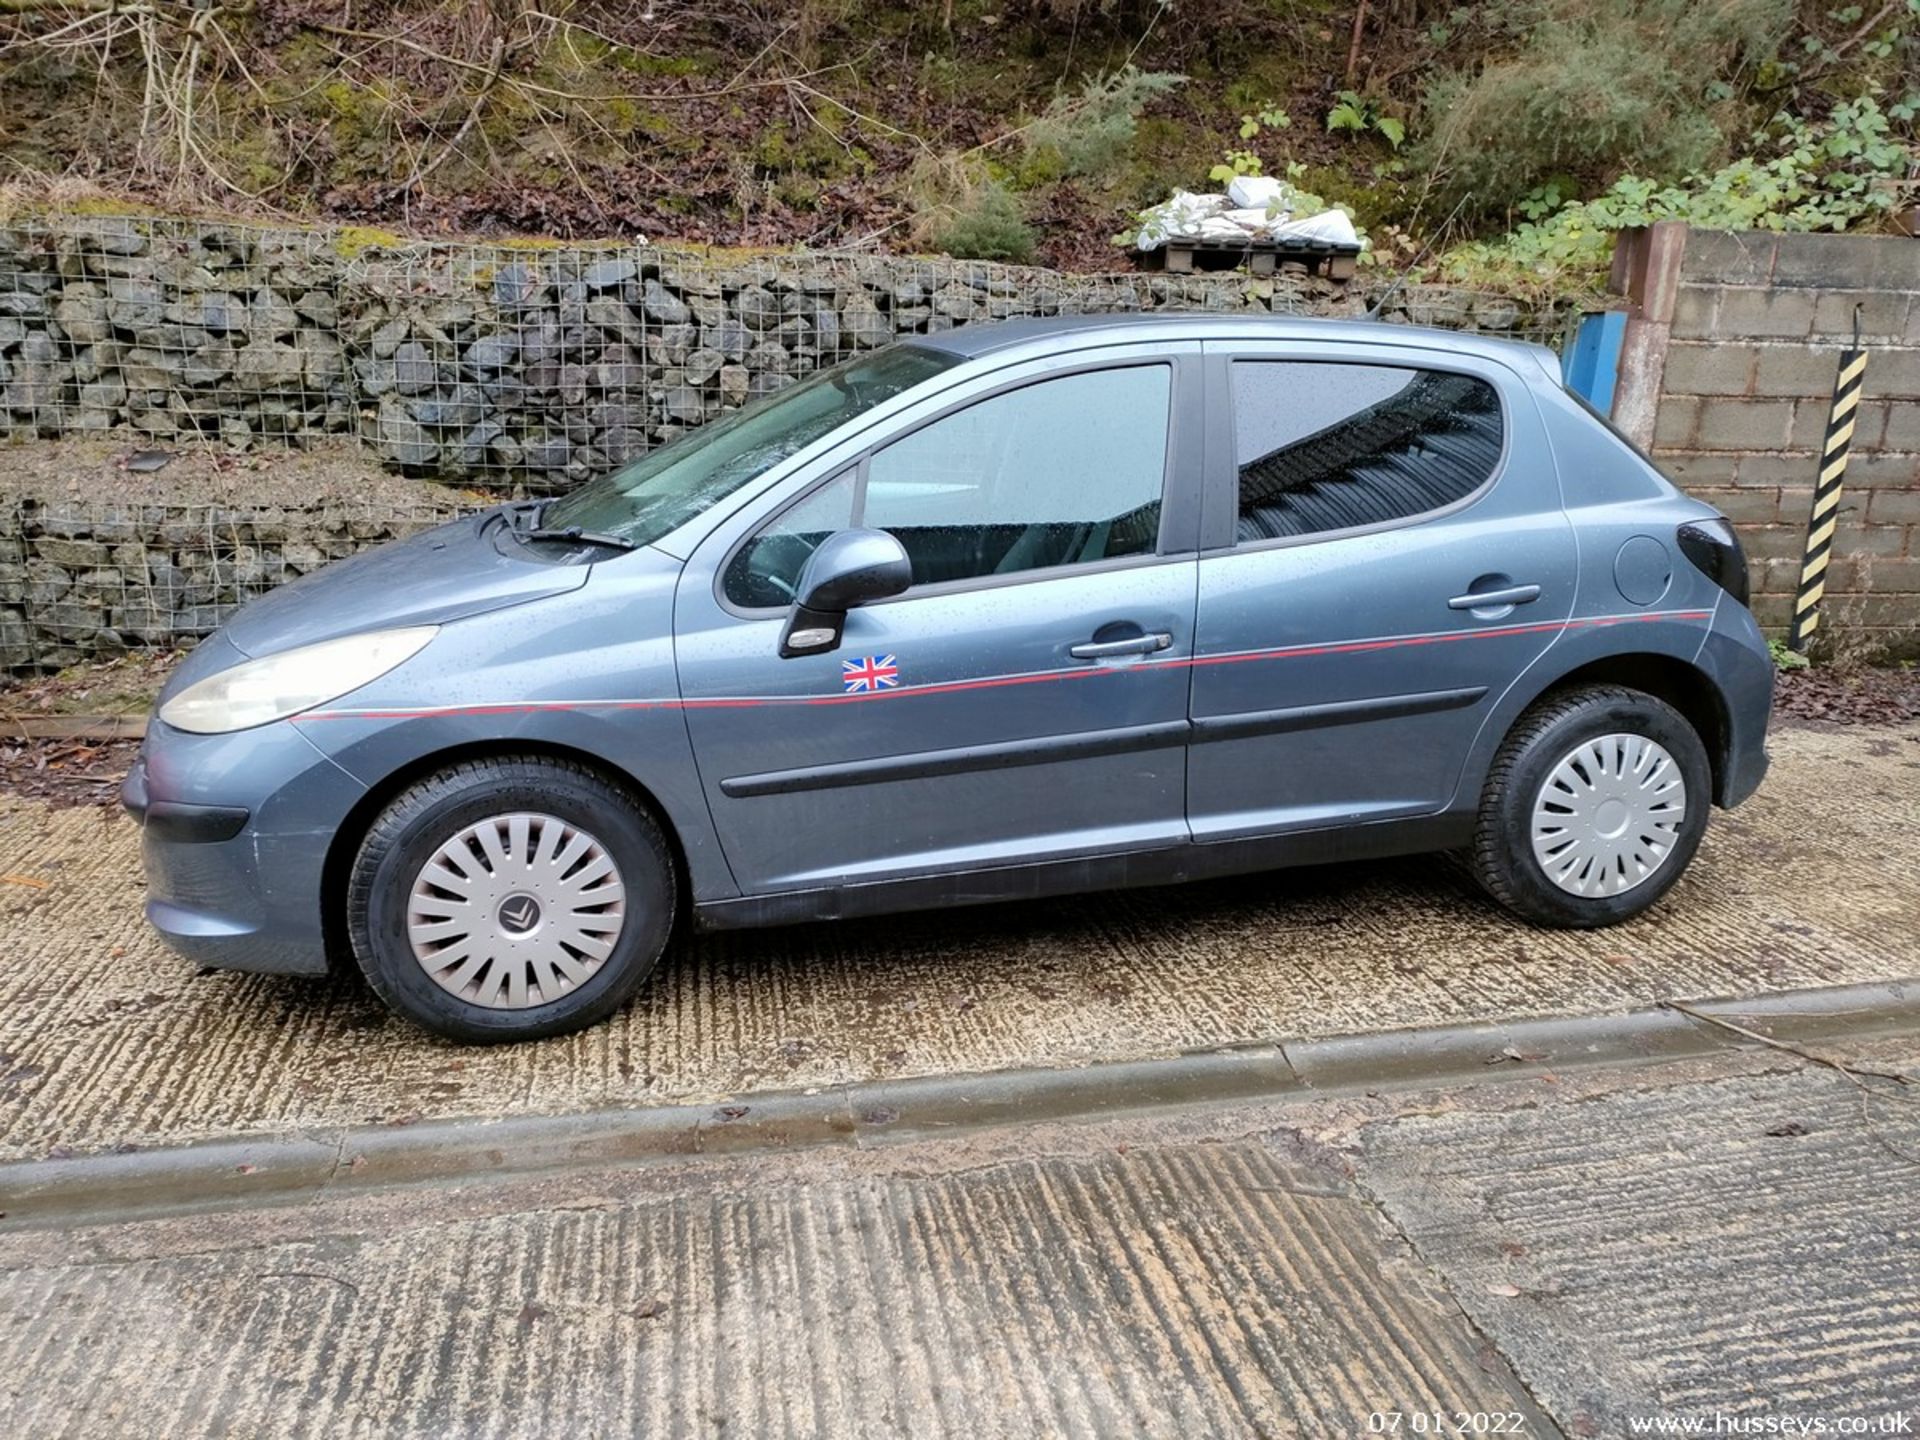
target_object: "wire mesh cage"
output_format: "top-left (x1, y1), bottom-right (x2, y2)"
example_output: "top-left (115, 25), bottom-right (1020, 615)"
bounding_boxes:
top-left (0, 496), bottom-right (471, 672)
top-left (0, 212), bottom-right (1581, 672)
top-left (1, 212), bottom-right (1577, 492)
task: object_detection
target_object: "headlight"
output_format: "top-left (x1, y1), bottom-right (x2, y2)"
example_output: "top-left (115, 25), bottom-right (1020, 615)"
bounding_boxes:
top-left (159, 626), bottom-right (438, 734)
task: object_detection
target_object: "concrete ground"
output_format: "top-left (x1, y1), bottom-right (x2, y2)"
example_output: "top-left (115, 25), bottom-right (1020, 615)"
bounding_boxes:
top-left (0, 720), bottom-right (1917, 1162)
top-left (0, 718), bottom-right (1915, 1434)
top-left (0, 1036), bottom-right (1912, 1436)
top-left (1359, 1048), bottom-right (1920, 1427)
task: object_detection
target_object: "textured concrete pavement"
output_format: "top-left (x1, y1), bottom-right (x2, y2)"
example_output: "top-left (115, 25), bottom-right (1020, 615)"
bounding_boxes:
top-left (0, 1140), bottom-right (1553, 1438)
top-left (0, 720), bottom-right (1916, 1161)
top-left (1361, 1053), bottom-right (1920, 1429)
top-left (0, 1039), bottom-right (1911, 1436)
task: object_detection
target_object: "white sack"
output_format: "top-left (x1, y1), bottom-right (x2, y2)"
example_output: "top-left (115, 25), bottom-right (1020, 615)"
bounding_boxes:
top-left (1195, 214), bottom-right (1259, 240)
top-left (1225, 175), bottom-right (1289, 213)
top-left (1269, 208), bottom-right (1361, 248)
top-left (1132, 190), bottom-right (1229, 250)
top-left (1221, 207), bottom-right (1277, 232)
top-left (1134, 182), bottom-right (1363, 253)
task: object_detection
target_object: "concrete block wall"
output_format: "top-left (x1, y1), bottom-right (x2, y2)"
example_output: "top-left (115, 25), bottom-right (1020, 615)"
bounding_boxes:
top-left (1644, 229), bottom-right (1920, 656)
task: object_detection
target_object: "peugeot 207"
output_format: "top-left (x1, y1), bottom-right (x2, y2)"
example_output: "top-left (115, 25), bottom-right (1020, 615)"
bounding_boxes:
top-left (124, 315), bottom-right (1772, 1042)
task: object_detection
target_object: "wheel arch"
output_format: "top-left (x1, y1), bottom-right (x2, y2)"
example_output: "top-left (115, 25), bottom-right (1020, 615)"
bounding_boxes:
top-left (318, 739), bottom-right (694, 974)
top-left (1506, 652), bottom-right (1734, 805)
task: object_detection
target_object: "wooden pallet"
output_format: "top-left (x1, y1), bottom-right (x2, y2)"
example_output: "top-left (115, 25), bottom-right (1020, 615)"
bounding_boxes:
top-left (1135, 238), bottom-right (1359, 280)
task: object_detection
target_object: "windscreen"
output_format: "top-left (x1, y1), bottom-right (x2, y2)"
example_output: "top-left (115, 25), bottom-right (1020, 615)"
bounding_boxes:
top-left (540, 345), bottom-right (959, 544)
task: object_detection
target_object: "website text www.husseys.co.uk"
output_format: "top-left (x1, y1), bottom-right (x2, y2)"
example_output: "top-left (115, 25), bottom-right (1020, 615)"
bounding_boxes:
top-left (1628, 1412), bottom-right (1914, 1436)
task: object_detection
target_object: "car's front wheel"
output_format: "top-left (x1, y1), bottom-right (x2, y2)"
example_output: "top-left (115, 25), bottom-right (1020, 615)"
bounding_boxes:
top-left (1471, 685), bottom-right (1711, 928)
top-left (346, 756), bottom-right (677, 1042)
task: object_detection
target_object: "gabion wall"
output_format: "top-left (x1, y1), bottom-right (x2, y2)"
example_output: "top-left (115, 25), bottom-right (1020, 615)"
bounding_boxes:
top-left (0, 212), bottom-right (1583, 670)
top-left (0, 497), bottom-right (471, 670)
top-left (0, 214), bottom-right (1577, 491)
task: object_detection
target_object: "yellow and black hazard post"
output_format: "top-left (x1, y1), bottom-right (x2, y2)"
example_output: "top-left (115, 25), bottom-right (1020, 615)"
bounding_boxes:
top-left (1789, 313), bottom-right (1868, 653)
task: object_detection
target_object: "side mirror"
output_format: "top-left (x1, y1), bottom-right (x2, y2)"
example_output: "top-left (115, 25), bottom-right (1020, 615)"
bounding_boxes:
top-left (780, 528), bottom-right (911, 658)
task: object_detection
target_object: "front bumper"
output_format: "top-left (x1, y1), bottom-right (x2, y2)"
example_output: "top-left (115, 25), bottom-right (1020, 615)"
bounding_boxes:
top-left (121, 764), bottom-right (250, 843)
top-left (124, 721), bottom-right (367, 976)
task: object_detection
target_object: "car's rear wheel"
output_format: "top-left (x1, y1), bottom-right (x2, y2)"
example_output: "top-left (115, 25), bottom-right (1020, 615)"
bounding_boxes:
top-left (1470, 685), bottom-right (1711, 928)
top-left (346, 756), bottom-right (676, 1042)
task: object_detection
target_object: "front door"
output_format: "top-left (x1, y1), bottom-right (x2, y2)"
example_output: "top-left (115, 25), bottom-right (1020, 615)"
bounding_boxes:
top-left (675, 353), bottom-right (1202, 895)
top-left (1187, 342), bottom-right (1579, 842)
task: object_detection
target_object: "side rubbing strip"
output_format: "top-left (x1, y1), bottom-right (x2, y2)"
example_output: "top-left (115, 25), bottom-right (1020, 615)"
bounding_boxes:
top-left (1189, 686), bottom-right (1489, 745)
top-left (1790, 319), bottom-right (1868, 653)
top-left (719, 719), bottom-right (1190, 798)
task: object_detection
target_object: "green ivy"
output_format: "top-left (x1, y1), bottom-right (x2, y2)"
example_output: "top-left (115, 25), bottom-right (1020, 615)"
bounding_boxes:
top-left (1326, 91), bottom-right (1406, 150)
top-left (1439, 95), bottom-right (1917, 289)
top-left (1769, 638), bottom-right (1812, 671)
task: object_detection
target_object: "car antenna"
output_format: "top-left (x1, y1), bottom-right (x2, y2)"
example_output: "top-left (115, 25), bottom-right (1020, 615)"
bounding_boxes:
top-left (1364, 193), bottom-right (1471, 322)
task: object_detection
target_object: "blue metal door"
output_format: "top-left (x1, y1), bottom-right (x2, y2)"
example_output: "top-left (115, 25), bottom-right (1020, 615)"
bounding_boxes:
top-left (1186, 340), bottom-right (1579, 842)
top-left (674, 348), bottom-right (1203, 895)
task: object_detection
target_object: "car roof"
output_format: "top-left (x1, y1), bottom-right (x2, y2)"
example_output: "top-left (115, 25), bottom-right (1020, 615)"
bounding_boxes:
top-left (911, 311), bottom-right (1560, 377)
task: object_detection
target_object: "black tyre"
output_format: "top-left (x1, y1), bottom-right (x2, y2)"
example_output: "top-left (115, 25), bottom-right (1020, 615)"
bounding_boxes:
top-left (346, 756), bottom-right (677, 1043)
top-left (1470, 684), bottom-right (1711, 928)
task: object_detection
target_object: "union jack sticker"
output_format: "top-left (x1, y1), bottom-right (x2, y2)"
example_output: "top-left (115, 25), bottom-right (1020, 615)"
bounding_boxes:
top-left (842, 654), bottom-right (900, 694)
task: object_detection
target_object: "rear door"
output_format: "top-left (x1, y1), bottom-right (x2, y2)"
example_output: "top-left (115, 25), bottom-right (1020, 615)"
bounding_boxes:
top-left (1187, 340), bottom-right (1578, 842)
top-left (674, 346), bottom-right (1204, 895)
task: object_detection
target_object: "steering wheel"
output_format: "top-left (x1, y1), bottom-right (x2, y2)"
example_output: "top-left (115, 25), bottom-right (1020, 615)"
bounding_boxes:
top-left (742, 539), bottom-right (802, 605)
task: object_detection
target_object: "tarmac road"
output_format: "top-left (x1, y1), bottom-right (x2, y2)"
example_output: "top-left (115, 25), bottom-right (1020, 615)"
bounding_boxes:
top-left (0, 719), bottom-right (1914, 1162)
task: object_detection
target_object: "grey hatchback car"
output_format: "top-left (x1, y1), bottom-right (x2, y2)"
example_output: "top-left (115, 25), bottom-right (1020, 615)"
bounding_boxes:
top-left (125, 314), bottom-right (1772, 1042)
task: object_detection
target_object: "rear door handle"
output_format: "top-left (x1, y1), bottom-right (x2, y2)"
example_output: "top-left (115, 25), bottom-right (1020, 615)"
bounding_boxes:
top-left (1448, 584), bottom-right (1541, 611)
top-left (1071, 631), bottom-right (1173, 659)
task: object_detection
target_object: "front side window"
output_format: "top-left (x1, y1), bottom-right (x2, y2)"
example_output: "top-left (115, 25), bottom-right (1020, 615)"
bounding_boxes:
top-left (725, 364), bottom-right (1172, 607)
top-left (725, 469), bottom-right (858, 608)
top-left (1230, 361), bottom-right (1503, 543)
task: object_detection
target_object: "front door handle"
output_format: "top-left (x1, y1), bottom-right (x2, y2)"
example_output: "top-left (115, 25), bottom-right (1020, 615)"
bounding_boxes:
top-left (1448, 584), bottom-right (1541, 611)
top-left (1071, 631), bottom-right (1173, 660)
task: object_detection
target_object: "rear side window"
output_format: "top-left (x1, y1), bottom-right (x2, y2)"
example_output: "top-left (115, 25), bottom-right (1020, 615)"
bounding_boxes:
top-left (1229, 361), bottom-right (1503, 543)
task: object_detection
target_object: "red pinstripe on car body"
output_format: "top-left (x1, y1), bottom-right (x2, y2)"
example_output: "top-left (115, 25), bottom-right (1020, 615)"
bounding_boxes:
top-left (298, 609), bottom-right (1714, 723)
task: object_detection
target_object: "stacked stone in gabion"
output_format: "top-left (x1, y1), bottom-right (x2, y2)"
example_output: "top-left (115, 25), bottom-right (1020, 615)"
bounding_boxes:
top-left (339, 249), bottom-right (1327, 491)
top-left (0, 499), bottom-right (465, 670)
top-left (0, 218), bottom-right (353, 448)
top-left (347, 252), bottom-right (893, 487)
top-left (2, 217), bottom-right (1380, 488)
top-left (1, 213), bottom-right (1580, 496)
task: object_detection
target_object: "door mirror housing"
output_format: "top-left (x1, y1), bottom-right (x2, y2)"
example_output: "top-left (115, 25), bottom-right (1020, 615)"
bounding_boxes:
top-left (780, 527), bottom-right (912, 658)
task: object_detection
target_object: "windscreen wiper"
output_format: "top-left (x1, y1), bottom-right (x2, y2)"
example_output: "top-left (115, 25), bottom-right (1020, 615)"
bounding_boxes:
top-left (520, 524), bottom-right (638, 551)
top-left (482, 498), bottom-right (544, 535)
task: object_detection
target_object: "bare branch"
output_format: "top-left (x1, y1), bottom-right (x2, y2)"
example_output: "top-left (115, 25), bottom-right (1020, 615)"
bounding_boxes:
top-left (1661, 1001), bottom-right (1914, 1090)
top-left (404, 33), bottom-right (508, 191)
top-left (0, 0), bottom-right (144, 13)
top-left (1344, 1), bottom-right (1369, 86)
top-left (305, 17), bottom-right (861, 107)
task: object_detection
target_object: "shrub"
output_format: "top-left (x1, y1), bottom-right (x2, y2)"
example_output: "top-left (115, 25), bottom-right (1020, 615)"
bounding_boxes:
top-left (1020, 67), bottom-right (1186, 185)
top-left (1415, 0), bottom-right (1797, 216)
top-left (909, 155), bottom-right (1037, 263)
top-left (932, 179), bottom-right (1037, 263)
top-left (1437, 96), bottom-right (1918, 290)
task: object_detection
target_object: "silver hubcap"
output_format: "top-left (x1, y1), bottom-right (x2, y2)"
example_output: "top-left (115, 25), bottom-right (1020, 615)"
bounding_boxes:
top-left (1530, 733), bottom-right (1687, 898)
top-left (407, 812), bottom-right (627, 1009)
